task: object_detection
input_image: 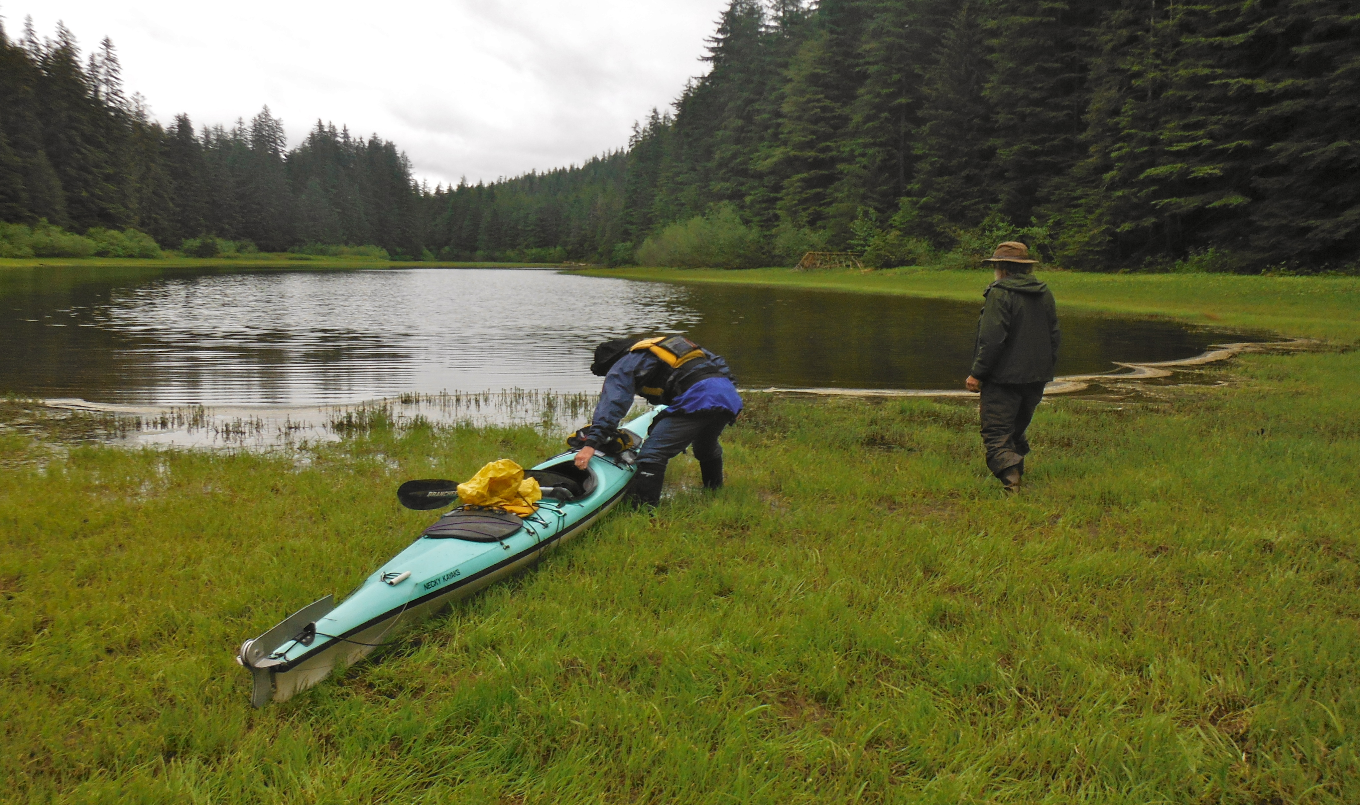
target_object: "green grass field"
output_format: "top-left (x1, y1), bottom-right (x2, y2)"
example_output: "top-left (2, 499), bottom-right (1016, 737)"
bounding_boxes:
top-left (2, 268), bottom-right (1358, 803)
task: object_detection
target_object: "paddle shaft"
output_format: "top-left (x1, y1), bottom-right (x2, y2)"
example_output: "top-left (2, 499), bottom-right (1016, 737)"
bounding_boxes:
top-left (397, 478), bottom-right (564, 510)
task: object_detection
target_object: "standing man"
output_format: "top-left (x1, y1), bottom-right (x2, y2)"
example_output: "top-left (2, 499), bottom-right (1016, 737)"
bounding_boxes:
top-left (575, 335), bottom-right (743, 508)
top-left (965, 242), bottom-right (1061, 492)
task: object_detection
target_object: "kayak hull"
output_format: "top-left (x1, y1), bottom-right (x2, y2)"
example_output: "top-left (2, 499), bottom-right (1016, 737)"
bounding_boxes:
top-left (267, 496), bottom-right (620, 704)
top-left (239, 409), bottom-right (655, 706)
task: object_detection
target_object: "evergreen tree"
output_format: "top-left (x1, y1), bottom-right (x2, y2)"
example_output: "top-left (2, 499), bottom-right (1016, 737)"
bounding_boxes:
top-left (0, 22), bottom-right (28, 217)
top-left (621, 110), bottom-right (670, 243)
top-left (36, 23), bottom-right (129, 229)
top-left (842, 0), bottom-right (942, 218)
top-left (699, 0), bottom-right (773, 213)
top-left (772, 29), bottom-right (845, 229)
top-left (0, 18), bottom-right (66, 223)
top-left (1247, 0), bottom-right (1360, 266)
top-left (0, 112), bottom-right (29, 220)
top-left (1059, 1), bottom-right (1254, 265)
top-left (124, 111), bottom-right (173, 242)
top-left (163, 115), bottom-right (207, 241)
top-left (905, 1), bottom-right (995, 242)
top-left (239, 106), bottom-right (294, 250)
top-left (983, 0), bottom-right (1108, 228)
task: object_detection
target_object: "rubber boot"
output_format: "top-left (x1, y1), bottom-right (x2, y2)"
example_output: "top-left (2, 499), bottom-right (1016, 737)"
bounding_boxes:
top-left (625, 462), bottom-right (665, 509)
top-left (699, 456), bottom-right (723, 491)
top-left (999, 466), bottom-right (1022, 494)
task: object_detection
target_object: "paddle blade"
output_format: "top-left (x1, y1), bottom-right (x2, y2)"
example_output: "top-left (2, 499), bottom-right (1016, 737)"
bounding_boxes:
top-left (397, 479), bottom-right (461, 510)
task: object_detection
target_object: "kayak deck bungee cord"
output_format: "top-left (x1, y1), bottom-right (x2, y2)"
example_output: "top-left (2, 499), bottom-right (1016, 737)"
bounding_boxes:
top-left (236, 408), bottom-right (660, 707)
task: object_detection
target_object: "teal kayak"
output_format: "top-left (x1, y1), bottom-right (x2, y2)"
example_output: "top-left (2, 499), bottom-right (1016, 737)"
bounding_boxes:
top-left (237, 407), bottom-right (660, 707)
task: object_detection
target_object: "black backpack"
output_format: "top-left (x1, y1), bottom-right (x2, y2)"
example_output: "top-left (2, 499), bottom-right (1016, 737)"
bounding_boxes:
top-left (566, 424), bottom-right (640, 456)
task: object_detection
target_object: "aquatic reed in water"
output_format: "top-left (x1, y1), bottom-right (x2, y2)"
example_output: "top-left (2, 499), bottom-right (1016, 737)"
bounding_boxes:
top-left (33, 389), bottom-right (610, 450)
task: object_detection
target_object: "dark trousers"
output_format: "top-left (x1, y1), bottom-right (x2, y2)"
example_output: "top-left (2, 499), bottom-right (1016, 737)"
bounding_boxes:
top-left (637, 413), bottom-right (727, 468)
top-left (979, 381), bottom-right (1046, 477)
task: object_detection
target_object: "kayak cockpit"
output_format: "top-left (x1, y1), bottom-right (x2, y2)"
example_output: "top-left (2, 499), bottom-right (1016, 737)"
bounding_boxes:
top-left (526, 461), bottom-right (596, 501)
top-left (418, 462), bottom-right (598, 543)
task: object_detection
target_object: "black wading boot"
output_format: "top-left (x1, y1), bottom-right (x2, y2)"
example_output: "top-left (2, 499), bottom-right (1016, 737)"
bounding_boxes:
top-left (999, 466), bottom-right (1022, 494)
top-left (699, 456), bottom-right (724, 491)
top-left (625, 462), bottom-right (665, 509)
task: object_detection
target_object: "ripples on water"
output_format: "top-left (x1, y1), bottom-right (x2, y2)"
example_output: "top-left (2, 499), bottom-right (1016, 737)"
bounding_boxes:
top-left (4, 268), bottom-right (701, 406)
top-left (1, 266), bottom-right (1231, 418)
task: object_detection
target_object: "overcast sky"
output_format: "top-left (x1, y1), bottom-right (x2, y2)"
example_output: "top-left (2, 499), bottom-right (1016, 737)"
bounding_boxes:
top-left (6, 1), bottom-right (730, 186)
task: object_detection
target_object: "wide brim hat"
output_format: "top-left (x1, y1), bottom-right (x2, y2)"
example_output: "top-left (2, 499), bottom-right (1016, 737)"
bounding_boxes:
top-left (590, 337), bottom-right (637, 376)
top-left (982, 241), bottom-right (1038, 264)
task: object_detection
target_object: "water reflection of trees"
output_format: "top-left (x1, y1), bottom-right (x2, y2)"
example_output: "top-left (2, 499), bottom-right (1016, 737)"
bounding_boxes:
top-left (682, 285), bottom-right (1218, 389)
top-left (0, 268), bottom-right (1224, 403)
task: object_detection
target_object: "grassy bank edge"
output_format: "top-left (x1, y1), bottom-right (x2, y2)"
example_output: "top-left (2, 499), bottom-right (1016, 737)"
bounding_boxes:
top-left (582, 266), bottom-right (1360, 344)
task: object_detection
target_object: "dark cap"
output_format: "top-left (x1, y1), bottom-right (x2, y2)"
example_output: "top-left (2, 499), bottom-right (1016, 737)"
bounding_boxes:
top-left (590, 337), bottom-right (636, 376)
top-left (982, 241), bottom-right (1038, 264)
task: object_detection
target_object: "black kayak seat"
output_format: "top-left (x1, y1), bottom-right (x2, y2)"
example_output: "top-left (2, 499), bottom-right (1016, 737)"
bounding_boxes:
top-left (422, 509), bottom-right (524, 542)
top-left (525, 464), bottom-right (596, 500)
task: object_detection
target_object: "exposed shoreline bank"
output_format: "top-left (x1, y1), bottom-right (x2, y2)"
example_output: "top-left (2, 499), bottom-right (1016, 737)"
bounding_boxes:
top-left (24, 337), bottom-right (1314, 451)
top-left (744, 338), bottom-right (1318, 398)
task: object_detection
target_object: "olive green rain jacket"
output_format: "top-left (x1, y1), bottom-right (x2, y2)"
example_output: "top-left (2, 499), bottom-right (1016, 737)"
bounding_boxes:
top-left (970, 274), bottom-right (1061, 384)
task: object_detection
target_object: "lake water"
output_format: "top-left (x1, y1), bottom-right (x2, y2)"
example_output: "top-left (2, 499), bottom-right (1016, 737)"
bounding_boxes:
top-left (0, 266), bottom-right (1233, 407)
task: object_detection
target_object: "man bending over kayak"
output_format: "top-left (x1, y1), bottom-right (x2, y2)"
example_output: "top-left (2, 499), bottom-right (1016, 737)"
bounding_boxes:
top-left (575, 335), bottom-right (743, 508)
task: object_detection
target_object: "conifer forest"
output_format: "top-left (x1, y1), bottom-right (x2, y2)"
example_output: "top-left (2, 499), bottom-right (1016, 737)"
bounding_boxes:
top-left (2, 1), bottom-right (1357, 271)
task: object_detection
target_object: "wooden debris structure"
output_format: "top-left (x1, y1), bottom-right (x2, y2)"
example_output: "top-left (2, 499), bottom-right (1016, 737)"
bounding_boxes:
top-left (795, 251), bottom-right (864, 270)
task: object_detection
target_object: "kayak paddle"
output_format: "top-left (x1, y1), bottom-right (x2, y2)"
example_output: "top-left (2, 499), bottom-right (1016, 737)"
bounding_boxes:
top-left (397, 479), bottom-right (460, 510)
top-left (397, 478), bottom-right (570, 510)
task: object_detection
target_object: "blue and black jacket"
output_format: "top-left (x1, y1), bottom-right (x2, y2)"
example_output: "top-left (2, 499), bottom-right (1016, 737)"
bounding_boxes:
top-left (585, 338), bottom-right (742, 448)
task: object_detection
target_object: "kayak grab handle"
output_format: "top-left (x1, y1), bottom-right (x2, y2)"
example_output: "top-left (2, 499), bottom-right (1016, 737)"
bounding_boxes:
top-left (382, 571), bottom-right (412, 586)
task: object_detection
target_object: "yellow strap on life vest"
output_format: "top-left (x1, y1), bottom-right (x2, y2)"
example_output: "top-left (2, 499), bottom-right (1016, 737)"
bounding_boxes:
top-left (631, 336), bottom-right (705, 369)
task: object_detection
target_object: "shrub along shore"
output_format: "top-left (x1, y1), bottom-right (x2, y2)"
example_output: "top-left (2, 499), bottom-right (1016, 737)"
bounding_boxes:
top-left (2, 269), bottom-right (1358, 802)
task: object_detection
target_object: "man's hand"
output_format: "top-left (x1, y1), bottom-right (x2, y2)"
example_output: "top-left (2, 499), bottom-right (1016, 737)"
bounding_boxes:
top-left (965, 375), bottom-right (982, 393)
top-left (574, 446), bottom-right (596, 470)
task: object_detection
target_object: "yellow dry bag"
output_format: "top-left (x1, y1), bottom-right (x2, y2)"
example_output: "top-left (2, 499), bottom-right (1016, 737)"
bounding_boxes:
top-left (456, 459), bottom-right (542, 516)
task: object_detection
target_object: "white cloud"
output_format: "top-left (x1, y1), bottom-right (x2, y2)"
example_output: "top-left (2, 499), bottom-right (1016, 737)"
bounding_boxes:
top-left (5, 0), bottom-right (728, 185)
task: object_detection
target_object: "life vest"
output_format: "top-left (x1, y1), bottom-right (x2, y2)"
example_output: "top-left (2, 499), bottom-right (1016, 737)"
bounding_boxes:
top-left (629, 335), bottom-right (727, 405)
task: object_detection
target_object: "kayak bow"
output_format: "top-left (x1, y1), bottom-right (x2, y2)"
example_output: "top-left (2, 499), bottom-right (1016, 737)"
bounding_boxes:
top-left (237, 408), bottom-right (659, 707)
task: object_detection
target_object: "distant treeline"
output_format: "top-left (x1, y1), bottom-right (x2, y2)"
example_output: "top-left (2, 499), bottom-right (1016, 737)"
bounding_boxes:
top-left (433, 0), bottom-right (1360, 272)
top-left (0, 19), bottom-right (426, 257)
top-left (4, 4), bottom-right (1358, 271)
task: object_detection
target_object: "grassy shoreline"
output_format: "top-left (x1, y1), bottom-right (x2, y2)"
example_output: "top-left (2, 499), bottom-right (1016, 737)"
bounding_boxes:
top-left (3, 270), bottom-right (1359, 802)
top-left (584, 266), bottom-right (1360, 343)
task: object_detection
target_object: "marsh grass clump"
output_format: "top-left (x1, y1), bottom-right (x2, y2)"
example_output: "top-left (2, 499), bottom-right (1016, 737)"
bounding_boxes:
top-left (326, 390), bottom-right (601, 441)
top-left (3, 339), bottom-right (1359, 802)
top-left (327, 401), bottom-right (397, 436)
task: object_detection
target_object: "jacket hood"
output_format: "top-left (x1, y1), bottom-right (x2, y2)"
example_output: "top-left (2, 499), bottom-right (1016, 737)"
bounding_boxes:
top-left (992, 273), bottom-right (1048, 294)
